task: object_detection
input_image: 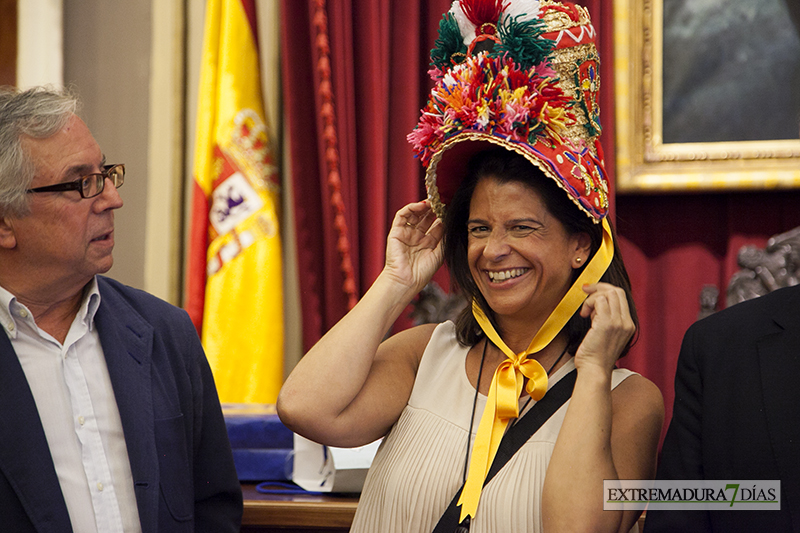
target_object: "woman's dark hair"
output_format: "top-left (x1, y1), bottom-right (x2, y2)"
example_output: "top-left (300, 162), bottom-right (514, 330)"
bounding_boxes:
top-left (442, 147), bottom-right (638, 358)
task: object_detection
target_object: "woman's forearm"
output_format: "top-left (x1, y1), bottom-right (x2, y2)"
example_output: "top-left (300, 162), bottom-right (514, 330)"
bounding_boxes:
top-left (277, 271), bottom-right (423, 445)
top-left (542, 365), bottom-right (622, 532)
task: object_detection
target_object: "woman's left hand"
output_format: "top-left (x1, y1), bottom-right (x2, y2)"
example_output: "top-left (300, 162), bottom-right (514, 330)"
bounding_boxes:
top-left (574, 282), bottom-right (635, 374)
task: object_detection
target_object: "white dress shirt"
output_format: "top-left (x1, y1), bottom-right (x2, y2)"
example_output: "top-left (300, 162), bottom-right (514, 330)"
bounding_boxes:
top-left (0, 279), bottom-right (142, 533)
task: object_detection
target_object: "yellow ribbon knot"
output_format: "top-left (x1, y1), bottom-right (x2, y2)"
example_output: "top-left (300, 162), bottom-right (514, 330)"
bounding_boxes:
top-left (494, 356), bottom-right (548, 421)
top-left (457, 218), bottom-right (614, 523)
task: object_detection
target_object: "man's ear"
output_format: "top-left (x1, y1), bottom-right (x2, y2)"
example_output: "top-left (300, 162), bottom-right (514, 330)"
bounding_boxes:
top-left (0, 217), bottom-right (18, 249)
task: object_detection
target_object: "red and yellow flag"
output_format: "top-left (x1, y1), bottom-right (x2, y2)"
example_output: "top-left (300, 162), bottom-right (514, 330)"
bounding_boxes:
top-left (186, 0), bottom-right (283, 403)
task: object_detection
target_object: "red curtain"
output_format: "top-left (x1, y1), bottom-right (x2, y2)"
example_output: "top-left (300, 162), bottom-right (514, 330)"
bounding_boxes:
top-left (616, 193), bottom-right (800, 445)
top-left (281, 0), bottom-right (451, 352)
top-left (280, 0), bottom-right (800, 446)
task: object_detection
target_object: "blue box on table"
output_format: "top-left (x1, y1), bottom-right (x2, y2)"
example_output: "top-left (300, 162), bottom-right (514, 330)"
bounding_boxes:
top-left (222, 404), bottom-right (294, 482)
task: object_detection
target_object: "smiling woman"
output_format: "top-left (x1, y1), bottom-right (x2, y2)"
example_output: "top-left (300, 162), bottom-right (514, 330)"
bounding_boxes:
top-left (443, 148), bottom-right (637, 359)
top-left (277, 2), bottom-right (664, 532)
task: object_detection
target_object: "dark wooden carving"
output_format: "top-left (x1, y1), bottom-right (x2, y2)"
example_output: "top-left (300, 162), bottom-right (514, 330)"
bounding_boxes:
top-left (727, 226), bottom-right (800, 307)
top-left (699, 226), bottom-right (800, 317)
top-left (409, 282), bottom-right (468, 325)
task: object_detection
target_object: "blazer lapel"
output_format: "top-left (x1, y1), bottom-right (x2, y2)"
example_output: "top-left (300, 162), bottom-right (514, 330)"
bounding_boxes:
top-left (757, 287), bottom-right (800, 529)
top-left (95, 283), bottom-right (158, 533)
top-left (0, 334), bottom-right (72, 532)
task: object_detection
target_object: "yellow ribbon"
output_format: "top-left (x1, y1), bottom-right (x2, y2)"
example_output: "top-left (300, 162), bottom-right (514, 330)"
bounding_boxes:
top-left (457, 218), bottom-right (614, 522)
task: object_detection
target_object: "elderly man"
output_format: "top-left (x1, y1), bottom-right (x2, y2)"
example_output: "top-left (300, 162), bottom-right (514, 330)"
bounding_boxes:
top-left (0, 86), bottom-right (242, 532)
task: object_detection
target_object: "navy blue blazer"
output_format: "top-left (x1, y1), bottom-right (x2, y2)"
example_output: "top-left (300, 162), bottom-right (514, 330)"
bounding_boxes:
top-left (0, 276), bottom-right (242, 532)
top-left (645, 285), bottom-right (800, 532)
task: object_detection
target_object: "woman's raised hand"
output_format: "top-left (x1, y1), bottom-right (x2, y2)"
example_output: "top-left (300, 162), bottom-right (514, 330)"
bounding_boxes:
top-left (384, 201), bottom-right (445, 292)
top-left (278, 201), bottom-right (443, 447)
top-left (575, 282), bottom-right (635, 374)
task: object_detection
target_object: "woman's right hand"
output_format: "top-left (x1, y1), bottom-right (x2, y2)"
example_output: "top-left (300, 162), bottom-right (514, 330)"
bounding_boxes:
top-left (278, 200), bottom-right (444, 447)
top-left (383, 200), bottom-right (445, 292)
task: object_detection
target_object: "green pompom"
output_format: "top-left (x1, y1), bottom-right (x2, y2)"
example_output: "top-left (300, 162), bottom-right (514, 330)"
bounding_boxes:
top-left (430, 13), bottom-right (467, 71)
top-left (495, 15), bottom-right (553, 71)
top-left (526, 123), bottom-right (547, 144)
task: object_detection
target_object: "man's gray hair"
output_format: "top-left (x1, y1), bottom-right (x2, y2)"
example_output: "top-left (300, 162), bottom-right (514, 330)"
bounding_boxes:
top-left (0, 86), bottom-right (79, 217)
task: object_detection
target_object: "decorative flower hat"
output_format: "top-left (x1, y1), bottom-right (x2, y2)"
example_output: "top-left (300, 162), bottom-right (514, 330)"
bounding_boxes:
top-left (408, 0), bottom-right (609, 222)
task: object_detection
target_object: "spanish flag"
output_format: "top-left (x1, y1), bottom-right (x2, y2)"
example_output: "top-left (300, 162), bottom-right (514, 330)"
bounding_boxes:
top-left (186, 0), bottom-right (283, 403)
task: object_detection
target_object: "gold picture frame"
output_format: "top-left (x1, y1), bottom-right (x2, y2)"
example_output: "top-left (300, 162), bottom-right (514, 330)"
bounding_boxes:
top-left (613, 0), bottom-right (800, 192)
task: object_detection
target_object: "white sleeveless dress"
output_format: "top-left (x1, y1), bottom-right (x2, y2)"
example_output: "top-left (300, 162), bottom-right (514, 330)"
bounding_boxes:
top-left (349, 321), bottom-right (637, 533)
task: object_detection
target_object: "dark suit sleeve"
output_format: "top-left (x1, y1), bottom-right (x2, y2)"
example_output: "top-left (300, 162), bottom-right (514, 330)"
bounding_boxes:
top-left (184, 324), bottom-right (244, 532)
top-left (644, 324), bottom-right (711, 532)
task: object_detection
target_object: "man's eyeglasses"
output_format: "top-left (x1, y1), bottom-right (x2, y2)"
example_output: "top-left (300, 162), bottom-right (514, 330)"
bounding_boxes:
top-left (26, 164), bottom-right (125, 199)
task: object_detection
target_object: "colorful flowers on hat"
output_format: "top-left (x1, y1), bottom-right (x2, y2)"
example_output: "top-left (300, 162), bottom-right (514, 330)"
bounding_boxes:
top-left (412, 0), bottom-right (610, 222)
top-left (409, 52), bottom-right (573, 168)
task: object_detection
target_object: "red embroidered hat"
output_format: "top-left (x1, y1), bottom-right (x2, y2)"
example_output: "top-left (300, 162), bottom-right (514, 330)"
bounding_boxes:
top-left (408, 0), bottom-right (609, 222)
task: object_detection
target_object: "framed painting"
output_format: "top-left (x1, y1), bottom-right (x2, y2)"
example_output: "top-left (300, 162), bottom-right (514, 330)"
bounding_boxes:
top-left (614, 0), bottom-right (800, 192)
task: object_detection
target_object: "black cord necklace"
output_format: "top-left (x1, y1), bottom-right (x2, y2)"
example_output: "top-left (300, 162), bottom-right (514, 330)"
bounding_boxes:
top-left (462, 340), bottom-right (569, 484)
top-left (463, 338), bottom-right (489, 484)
